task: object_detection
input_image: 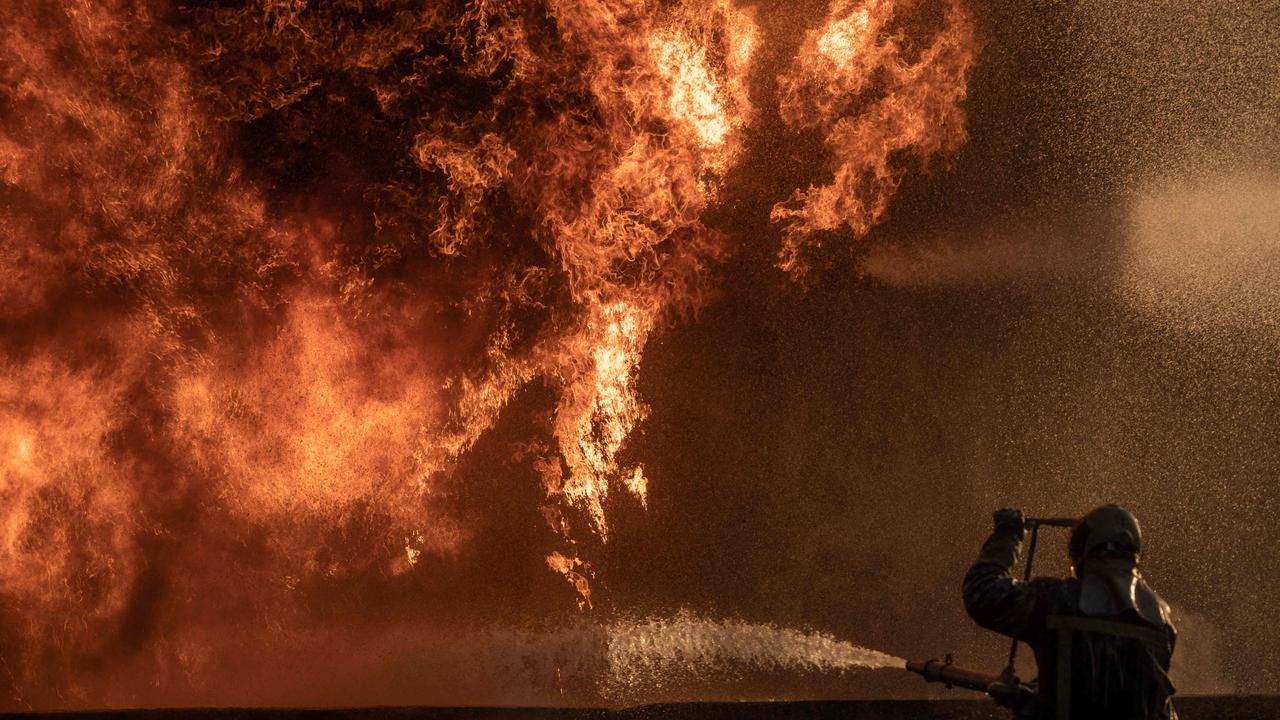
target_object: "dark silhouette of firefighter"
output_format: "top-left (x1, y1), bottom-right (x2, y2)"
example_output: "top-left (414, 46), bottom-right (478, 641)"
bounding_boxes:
top-left (963, 505), bottom-right (1177, 719)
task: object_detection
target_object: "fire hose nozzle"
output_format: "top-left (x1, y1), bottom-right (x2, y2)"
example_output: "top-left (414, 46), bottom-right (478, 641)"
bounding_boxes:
top-left (906, 656), bottom-right (1037, 711)
top-left (905, 656), bottom-right (1001, 693)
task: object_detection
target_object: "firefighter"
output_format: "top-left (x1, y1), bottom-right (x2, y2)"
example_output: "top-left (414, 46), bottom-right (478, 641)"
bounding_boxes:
top-left (963, 505), bottom-right (1177, 719)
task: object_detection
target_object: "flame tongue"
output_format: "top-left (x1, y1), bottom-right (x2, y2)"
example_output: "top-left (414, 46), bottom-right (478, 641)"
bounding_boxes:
top-left (515, 0), bottom-right (757, 587)
top-left (773, 0), bottom-right (978, 277)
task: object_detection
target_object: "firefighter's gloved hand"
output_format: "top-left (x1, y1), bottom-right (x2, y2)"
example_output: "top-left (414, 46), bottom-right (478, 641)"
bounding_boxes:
top-left (993, 508), bottom-right (1026, 540)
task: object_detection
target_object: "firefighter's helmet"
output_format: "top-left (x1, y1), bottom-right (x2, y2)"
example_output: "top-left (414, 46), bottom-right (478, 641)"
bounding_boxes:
top-left (1069, 505), bottom-right (1169, 627)
top-left (1069, 504), bottom-right (1141, 568)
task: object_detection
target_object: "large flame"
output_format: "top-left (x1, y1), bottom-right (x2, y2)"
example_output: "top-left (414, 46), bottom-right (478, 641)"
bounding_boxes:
top-left (773, 0), bottom-right (977, 277)
top-left (0, 0), bottom-right (974, 707)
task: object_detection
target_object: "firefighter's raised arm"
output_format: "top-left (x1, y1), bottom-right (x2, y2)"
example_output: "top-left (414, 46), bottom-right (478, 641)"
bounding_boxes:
top-left (962, 508), bottom-right (1046, 645)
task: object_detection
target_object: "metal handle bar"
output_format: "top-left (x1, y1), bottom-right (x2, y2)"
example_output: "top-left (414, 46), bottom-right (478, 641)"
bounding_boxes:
top-left (1025, 517), bottom-right (1075, 528)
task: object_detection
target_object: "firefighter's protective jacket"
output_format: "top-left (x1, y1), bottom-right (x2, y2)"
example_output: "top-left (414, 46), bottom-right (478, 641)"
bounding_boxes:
top-left (963, 524), bottom-right (1177, 720)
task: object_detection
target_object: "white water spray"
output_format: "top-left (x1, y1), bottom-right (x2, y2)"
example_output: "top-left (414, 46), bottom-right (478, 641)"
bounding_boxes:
top-left (600, 612), bottom-right (904, 698)
top-left (201, 612), bottom-right (904, 706)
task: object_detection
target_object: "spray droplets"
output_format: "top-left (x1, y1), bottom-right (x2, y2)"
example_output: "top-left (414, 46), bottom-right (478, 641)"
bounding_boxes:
top-left (602, 613), bottom-right (904, 697)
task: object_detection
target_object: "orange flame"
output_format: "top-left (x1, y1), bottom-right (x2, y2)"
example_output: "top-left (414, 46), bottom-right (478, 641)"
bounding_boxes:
top-left (0, 0), bottom-right (976, 706)
top-left (772, 0), bottom-right (978, 277)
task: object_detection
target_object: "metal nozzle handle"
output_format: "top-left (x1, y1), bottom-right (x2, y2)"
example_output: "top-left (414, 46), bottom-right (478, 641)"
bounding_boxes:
top-left (1025, 517), bottom-right (1075, 528)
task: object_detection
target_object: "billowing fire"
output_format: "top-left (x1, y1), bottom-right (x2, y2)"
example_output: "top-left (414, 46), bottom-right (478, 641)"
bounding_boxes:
top-left (773, 0), bottom-right (977, 277)
top-left (0, 0), bottom-right (974, 707)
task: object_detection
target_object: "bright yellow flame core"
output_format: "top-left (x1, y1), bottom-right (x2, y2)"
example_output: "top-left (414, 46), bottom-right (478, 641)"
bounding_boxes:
top-left (556, 301), bottom-right (651, 538)
top-left (651, 31), bottom-right (732, 149)
top-left (817, 8), bottom-right (872, 60)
